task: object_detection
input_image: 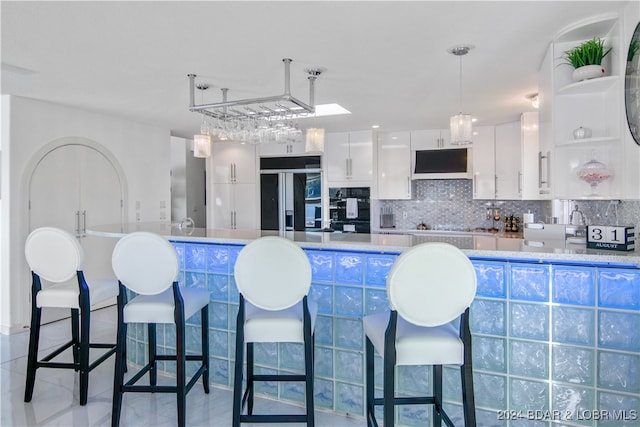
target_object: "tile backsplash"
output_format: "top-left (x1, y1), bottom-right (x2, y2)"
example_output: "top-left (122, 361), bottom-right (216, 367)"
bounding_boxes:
top-left (374, 180), bottom-right (640, 232)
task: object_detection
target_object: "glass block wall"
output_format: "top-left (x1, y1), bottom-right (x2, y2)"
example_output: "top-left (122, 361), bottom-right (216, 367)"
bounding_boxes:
top-left (126, 240), bottom-right (640, 427)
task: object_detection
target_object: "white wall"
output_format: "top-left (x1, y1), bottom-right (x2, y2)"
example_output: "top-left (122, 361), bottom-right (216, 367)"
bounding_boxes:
top-left (0, 95), bottom-right (171, 334)
top-left (170, 136), bottom-right (206, 227)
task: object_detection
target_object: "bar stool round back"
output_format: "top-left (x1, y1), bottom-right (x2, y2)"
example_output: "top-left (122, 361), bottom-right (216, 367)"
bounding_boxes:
top-left (232, 236), bottom-right (317, 427)
top-left (364, 242), bottom-right (477, 427)
top-left (23, 227), bottom-right (119, 405)
top-left (110, 232), bottom-right (210, 427)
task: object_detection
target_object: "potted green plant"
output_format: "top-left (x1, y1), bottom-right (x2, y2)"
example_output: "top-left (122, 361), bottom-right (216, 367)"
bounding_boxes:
top-left (563, 37), bottom-right (612, 82)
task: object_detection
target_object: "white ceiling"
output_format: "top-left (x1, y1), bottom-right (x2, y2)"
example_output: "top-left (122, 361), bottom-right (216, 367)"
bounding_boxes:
top-left (1, 1), bottom-right (628, 139)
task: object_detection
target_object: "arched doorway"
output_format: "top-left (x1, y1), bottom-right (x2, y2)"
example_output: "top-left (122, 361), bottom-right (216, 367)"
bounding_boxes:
top-left (28, 138), bottom-right (124, 323)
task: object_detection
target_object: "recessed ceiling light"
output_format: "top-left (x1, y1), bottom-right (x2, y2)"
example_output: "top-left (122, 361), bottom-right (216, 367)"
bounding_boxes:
top-left (372, 125), bottom-right (380, 129)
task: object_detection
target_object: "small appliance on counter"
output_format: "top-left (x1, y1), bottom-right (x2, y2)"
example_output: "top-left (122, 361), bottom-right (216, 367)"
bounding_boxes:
top-left (380, 207), bottom-right (395, 229)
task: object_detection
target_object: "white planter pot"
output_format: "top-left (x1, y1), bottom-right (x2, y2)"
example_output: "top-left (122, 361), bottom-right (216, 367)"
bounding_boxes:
top-left (572, 64), bottom-right (605, 82)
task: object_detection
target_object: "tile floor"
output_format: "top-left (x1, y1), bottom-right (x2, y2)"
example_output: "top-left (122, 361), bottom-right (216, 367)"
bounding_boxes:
top-left (0, 306), bottom-right (363, 427)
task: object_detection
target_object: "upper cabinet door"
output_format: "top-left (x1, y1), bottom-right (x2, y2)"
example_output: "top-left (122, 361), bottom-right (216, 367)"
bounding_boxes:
top-left (325, 131), bottom-right (372, 184)
top-left (471, 126), bottom-right (496, 199)
top-left (211, 142), bottom-right (256, 184)
top-left (347, 130), bottom-right (373, 182)
top-left (325, 132), bottom-right (349, 182)
top-left (410, 129), bottom-right (455, 150)
top-left (377, 131), bottom-right (411, 200)
top-left (495, 121), bottom-right (522, 200)
top-left (258, 141), bottom-right (306, 157)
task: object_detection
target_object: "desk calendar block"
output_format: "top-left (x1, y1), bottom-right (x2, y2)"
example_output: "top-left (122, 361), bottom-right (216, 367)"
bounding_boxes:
top-left (586, 226), bottom-right (635, 251)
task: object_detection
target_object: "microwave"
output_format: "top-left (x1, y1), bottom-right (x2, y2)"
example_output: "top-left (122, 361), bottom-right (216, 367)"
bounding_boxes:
top-left (411, 147), bottom-right (473, 179)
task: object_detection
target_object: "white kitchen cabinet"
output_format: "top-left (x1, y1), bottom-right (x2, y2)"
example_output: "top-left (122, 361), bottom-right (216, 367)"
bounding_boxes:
top-left (211, 182), bottom-right (257, 229)
top-left (209, 142), bottom-right (257, 229)
top-left (471, 126), bottom-right (496, 199)
top-left (544, 14), bottom-right (624, 199)
top-left (211, 141), bottom-right (256, 184)
top-left (520, 112), bottom-right (541, 199)
top-left (377, 131), bottom-right (411, 200)
top-left (538, 46), bottom-right (554, 199)
top-left (472, 116), bottom-right (540, 201)
top-left (495, 121), bottom-right (522, 200)
top-left (410, 129), bottom-right (453, 150)
top-left (325, 130), bottom-right (373, 185)
top-left (258, 140), bottom-right (306, 157)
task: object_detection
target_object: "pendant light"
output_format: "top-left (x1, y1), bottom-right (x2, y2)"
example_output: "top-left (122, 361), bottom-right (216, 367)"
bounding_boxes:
top-left (448, 45), bottom-right (474, 145)
top-left (193, 84), bottom-right (211, 158)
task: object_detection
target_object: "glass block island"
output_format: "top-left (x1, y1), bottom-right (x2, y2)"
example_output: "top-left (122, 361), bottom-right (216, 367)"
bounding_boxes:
top-left (89, 223), bottom-right (640, 426)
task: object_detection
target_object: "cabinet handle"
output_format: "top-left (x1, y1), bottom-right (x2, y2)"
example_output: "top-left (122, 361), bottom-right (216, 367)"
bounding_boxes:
top-left (75, 211), bottom-right (80, 237)
top-left (407, 176), bottom-right (411, 196)
top-left (538, 152), bottom-right (543, 187)
top-left (345, 158), bottom-right (350, 179)
top-left (518, 171), bottom-right (522, 194)
top-left (494, 175), bottom-right (498, 198)
top-left (474, 175), bottom-right (478, 195)
top-left (82, 211), bottom-right (87, 237)
top-left (545, 151), bottom-right (551, 187)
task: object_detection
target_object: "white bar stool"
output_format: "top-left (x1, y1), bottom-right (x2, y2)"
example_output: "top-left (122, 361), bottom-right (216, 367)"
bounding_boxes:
top-left (363, 242), bottom-right (478, 427)
top-left (232, 236), bottom-right (317, 426)
top-left (110, 232), bottom-right (210, 427)
top-left (23, 227), bottom-right (119, 405)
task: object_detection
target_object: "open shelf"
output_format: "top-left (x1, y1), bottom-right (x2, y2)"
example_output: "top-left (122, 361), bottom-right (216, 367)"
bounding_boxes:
top-left (557, 136), bottom-right (618, 146)
top-left (557, 76), bottom-right (618, 96)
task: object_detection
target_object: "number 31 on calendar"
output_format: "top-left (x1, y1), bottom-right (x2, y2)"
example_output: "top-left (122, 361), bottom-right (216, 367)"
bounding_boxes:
top-left (586, 226), bottom-right (635, 251)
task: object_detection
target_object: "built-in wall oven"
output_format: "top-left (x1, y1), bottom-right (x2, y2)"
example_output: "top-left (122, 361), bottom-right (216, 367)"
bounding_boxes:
top-left (329, 187), bottom-right (370, 233)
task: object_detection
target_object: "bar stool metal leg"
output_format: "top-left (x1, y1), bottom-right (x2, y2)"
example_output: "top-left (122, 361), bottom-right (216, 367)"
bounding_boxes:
top-left (232, 297), bottom-right (245, 427)
top-left (71, 308), bottom-right (80, 370)
top-left (111, 283), bottom-right (127, 427)
top-left (461, 308), bottom-right (476, 427)
top-left (365, 338), bottom-right (375, 427)
top-left (433, 365), bottom-right (443, 427)
top-left (303, 297), bottom-right (315, 427)
top-left (383, 311), bottom-right (397, 427)
top-left (148, 324), bottom-right (157, 386)
top-left (246, 342), bottom-right (254, 415)
top-left (201, 305), bottom-right (210, 393)
top-left (24, 275), bottom-right (42, 403)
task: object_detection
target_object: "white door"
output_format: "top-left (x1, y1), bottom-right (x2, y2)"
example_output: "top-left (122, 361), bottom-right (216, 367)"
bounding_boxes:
top-left (29, 143), bottom-right (123, 323)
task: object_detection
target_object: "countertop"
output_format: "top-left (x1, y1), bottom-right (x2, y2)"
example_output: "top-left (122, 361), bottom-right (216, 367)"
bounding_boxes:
top-left (87, 222), bottom-right (640, 267)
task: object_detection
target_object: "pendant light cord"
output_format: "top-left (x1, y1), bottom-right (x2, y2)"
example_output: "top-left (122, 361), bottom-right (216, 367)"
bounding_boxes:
top-left (459, 54), bottom-right (463, 114)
